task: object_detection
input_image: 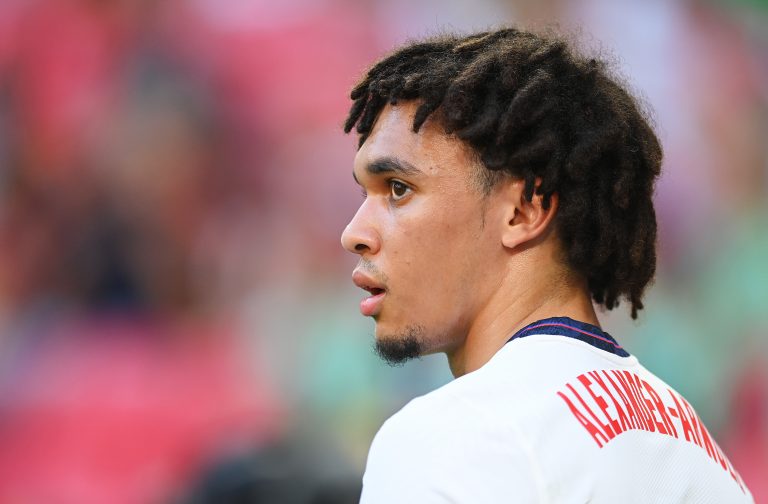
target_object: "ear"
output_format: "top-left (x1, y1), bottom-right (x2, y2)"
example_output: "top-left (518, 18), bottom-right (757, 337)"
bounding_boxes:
top-left (499, 177), bottom-right (558, 250)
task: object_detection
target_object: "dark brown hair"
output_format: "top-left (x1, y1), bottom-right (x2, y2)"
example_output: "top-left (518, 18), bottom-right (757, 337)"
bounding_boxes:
top-left (344, 27), bottom-right (663, 319)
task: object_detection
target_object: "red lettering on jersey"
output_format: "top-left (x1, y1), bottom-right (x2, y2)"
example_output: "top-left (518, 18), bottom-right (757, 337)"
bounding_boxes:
top-left (623, 371), bottom-right (655, 432)
top-left (668, 389), bottom-right (699, 446)
top-left (712, 437), bottom-right (746, 491)
top-left (558, 373), bottom-right (748, 494)
top-left (670, 390), bottom-right (747, 493)
top-left (603, 371), bottom-right (641, 430)
top-left (713, 439), bottom-right (747, 493)
top-left (567, 382), bottom-right (616, 441)
top-left (640, 380), bottom-right (677, 437)
top-left (588, 371), bottom-right (628, 433)
top-left (689, 402), bottom-right (717, 461)
top-left (578, 374), bottom-right (619, 436)
top-left (611, 370), bottom-right (646, 431)
top-left (692, 406), bottom-right (747, 492)
top-left (681, 396), bottom-right (705, 448)
top-left (710, 430), bottom-right (729, 471)
top-left (633, 375), bottom-right (665, 434)
top-left (557, 390), bottom-right (608, 447)
top-left (643, 381), bottom-right (677, 438)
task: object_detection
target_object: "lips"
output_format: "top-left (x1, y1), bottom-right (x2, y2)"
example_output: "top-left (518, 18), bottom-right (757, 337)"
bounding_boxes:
top-left (352, 270), bottom-right (387, 317)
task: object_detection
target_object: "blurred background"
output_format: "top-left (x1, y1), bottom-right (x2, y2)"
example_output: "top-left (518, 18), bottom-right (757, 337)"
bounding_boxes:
top-left (0, 0), bottom-right (765, 502)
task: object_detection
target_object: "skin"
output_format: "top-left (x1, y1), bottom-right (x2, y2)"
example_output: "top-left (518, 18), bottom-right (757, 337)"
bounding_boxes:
top-left (341, 101), bottom-right (600, 377)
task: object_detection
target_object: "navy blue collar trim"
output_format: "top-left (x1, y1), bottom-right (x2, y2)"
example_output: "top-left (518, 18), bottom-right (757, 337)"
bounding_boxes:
top-left (506, 316), bottom-right (630, 357)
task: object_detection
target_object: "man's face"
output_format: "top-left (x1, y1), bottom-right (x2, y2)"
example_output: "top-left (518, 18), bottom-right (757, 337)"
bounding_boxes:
top-left (341, 102), bottom-right (506, 364)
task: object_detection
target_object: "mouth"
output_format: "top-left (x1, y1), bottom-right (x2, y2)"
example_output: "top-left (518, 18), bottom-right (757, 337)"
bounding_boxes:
top-left (352, 270), bottom-right (387, 317)
top-left (360, 289), bottom-right (386, 317)
top-left (361, 285), bottom-right (385, 296)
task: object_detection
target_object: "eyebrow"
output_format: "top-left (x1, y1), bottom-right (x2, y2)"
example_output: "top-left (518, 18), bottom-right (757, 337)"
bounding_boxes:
top-left (353, 157), bottom-right (422, 184)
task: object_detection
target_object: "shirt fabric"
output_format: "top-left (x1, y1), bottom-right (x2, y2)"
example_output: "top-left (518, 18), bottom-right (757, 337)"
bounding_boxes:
top-left (360, 317), bottom-right (753, 503)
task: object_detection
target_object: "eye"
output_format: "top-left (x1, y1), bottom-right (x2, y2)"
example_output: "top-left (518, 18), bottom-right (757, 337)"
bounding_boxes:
top-left (389, 180), bottom-right (411, 201)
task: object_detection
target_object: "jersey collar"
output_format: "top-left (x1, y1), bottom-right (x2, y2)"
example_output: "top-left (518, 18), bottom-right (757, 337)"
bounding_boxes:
top-left (506, 316), bottom-right (630, 357)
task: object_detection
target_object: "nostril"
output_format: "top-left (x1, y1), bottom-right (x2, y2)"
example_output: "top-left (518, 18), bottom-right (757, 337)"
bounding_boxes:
top-left (354, 243), bottom-right (368, 252)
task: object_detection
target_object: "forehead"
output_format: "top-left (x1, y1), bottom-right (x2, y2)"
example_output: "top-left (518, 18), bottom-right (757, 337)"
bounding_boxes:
top-left (353, 102), bottom-right (479, 180)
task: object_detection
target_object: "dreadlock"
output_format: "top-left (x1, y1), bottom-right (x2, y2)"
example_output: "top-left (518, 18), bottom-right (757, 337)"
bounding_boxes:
top-left (343, 27), bottom-right (663, 319)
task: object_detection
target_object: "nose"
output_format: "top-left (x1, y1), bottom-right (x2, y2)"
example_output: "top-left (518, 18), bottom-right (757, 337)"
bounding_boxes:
top-left (341, 203), bottom-right (381, 256)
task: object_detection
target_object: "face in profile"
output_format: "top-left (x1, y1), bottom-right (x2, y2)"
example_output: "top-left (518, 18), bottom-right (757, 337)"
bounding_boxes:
top-left (341, 101), bottom-right (509, 365)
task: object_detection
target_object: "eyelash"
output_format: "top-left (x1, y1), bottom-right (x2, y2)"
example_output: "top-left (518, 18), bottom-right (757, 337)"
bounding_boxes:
top-left (357, 180), bottom-right (412, 202)
top-left (388, 179), bottom-right (411, 201)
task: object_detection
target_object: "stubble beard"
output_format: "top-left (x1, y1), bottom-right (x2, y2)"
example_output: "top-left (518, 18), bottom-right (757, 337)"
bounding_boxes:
top-left (374, 325), bottom-right (426, 366)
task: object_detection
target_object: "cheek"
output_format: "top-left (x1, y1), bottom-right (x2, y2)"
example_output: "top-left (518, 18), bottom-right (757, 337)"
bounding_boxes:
top-left (387, 201), bottom-right (485, 299)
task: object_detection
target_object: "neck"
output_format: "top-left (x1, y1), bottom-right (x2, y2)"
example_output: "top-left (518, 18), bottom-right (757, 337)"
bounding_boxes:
top-left (446, 268), bottom-right (598, 378)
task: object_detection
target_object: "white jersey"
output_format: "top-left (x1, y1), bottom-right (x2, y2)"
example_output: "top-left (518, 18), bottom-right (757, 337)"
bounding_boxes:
top-left (360, 317), bottom-right (752, 503)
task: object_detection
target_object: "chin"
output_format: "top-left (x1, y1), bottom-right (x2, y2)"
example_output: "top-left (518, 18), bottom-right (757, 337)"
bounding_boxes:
top-left (371, 323), bottom-right (427, 364)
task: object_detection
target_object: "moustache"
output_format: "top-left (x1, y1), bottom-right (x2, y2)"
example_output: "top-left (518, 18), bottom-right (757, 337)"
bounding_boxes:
top-left (358, 259), bottom-right (389, 285)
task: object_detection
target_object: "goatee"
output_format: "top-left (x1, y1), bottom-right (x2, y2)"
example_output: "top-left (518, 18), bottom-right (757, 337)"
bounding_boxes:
top-left (374, 325), bottom-right (425, 366)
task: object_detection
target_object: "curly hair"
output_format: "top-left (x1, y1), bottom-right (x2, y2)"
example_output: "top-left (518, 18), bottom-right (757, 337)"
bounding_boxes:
top-left (343, 27), bottom-right (663, 319)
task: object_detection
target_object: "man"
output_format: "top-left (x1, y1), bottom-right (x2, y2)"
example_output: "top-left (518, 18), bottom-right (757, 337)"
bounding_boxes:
top-left (340, 27), bottom-right (753, 503)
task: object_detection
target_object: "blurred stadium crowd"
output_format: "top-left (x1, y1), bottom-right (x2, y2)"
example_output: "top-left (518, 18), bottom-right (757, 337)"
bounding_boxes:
top-left (0, 0), bottom-right (766, 502)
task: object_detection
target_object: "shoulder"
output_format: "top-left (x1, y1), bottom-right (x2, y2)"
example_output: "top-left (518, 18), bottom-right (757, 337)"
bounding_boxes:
top-left (360, 338), bottom-right (633, 504)
top-left (360, 378), bottom-right (545, 504)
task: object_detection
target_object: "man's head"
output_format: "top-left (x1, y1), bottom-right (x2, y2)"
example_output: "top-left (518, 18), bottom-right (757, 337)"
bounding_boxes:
top-left (341, 27), bottom-right (662, 365)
